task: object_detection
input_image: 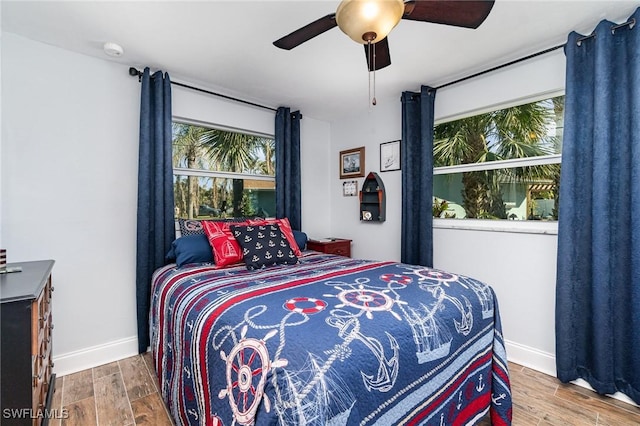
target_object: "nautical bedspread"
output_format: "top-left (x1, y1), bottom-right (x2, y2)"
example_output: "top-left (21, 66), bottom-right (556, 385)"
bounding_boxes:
top-left (150, 252), bottom-right (512, 425)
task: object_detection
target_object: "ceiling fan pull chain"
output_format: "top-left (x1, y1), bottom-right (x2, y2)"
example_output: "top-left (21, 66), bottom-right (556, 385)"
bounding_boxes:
top-left (372, 41), bottom-right (377, 106)
top-left (368, 41), bottom-right (372, 107)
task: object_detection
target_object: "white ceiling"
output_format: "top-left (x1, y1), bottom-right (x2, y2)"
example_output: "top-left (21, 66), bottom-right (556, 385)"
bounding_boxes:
top-left (3, 1), bottom-right (639, 122)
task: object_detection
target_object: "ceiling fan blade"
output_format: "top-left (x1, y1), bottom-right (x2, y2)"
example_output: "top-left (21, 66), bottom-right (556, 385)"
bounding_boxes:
top-left (403, 0), bottom-right (495, 29)
top-left (364, 37), bottom-right (391, 71)
top-left (273, 13), bottom-right (337, 50)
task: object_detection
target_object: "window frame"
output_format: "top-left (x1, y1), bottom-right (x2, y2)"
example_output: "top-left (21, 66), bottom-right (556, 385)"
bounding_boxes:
top-left (432, 91), bottom-right (563, 235)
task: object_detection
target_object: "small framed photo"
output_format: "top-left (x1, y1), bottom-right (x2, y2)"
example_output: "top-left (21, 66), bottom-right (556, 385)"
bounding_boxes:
top-left (380, 140), bottom-right (401, 172)
top-left (343, 180), bottom-right (358, 196)
top-left (340, 147), bottom-right (365, 179)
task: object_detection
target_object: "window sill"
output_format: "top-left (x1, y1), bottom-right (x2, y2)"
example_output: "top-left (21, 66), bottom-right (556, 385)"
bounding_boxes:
top-left (433, 218), bottom-right (558, 235)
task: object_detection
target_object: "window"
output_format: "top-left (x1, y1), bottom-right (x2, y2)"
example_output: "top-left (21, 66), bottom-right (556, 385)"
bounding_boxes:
top-left (172, 121), bottom-right (275, 219)
top-left (433, 95), bottom-right (563, 221)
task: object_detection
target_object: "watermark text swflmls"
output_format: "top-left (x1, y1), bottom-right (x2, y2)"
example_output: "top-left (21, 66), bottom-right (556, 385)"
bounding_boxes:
top-left (2, 408), bottom-right (69, 419)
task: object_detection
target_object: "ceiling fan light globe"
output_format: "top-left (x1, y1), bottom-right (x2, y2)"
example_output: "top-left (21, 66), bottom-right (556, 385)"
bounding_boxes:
top-left (336, 0), bottom-right (405, 44)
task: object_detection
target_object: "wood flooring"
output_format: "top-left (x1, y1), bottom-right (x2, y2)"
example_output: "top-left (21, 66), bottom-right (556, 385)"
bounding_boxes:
top-left (52, 355), bottom-right (640, 425)
top-left (50, 352), bottom-right (171, 426)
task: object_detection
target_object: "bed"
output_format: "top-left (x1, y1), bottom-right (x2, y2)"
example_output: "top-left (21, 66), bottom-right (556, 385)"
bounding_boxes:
top-left (150, 247), bottom-right (512, 425)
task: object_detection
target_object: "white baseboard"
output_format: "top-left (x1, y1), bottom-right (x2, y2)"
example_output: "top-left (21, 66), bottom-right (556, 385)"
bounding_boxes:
top-left (52, 335), bottom-right (139, 377)
top-left (572, 378), bottom-right (639, 408)
top-left (504, 339), bottom-right (557, 376)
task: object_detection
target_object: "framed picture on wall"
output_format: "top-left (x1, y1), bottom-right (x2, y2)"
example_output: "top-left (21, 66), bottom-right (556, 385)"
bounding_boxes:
top-left (343, 180), bottom-right (358, 196)
top-left (380, 140), bottom-right (401, 172)
top-left (340, 147), bottom-right (365, 179)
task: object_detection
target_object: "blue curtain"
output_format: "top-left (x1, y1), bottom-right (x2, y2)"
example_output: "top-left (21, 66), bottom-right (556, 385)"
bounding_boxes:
top-left (556, 9), bottom-right (640, 404)
top-left (275, 107), bottom-right (302, 230)
top-left (136, 68), bottom-right (174, 353)
top-left (401, 86), bottom-right (436, 266)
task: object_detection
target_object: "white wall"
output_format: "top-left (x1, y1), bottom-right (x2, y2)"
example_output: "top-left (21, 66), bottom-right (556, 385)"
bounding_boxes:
top-left (328, 49), bottom-right (566, 375)
top-left (2, 33), bottom-right (141, 374)
top-left (328, 100), bottom-right (402, 261)
top-left (1, 33), bottom-right (331, 375)
top-left (433, 226), bottom-right (558, 373)
top-left (299, 116), bottom-right (332, 236)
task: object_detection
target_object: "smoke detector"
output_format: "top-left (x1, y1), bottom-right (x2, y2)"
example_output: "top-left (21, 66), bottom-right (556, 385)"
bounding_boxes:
top-left (103, 42), bottom-right (124, 57)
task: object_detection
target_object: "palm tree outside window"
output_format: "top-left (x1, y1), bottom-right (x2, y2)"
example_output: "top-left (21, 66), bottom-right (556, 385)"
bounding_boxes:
top-left (172, 121), bottom-right (276, 219)
top-left (433, 95), bottom-right (564, 221)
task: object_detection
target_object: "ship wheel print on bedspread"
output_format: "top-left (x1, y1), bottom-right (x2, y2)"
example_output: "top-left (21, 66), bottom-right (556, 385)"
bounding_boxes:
top-left (218, 325), bottom-right (288, 426)
top-left (215, 297), bottom-right (357, 424)
top-left (323, 277), bottom-right (407, 321)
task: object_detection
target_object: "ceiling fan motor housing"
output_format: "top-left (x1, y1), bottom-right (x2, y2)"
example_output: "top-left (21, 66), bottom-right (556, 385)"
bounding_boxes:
top-left (335, 0), bottom-right (405, 44)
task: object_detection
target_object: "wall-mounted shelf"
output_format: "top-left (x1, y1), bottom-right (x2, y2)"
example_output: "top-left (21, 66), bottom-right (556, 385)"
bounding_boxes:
top-left (359, 172), bottom-right (386, 222)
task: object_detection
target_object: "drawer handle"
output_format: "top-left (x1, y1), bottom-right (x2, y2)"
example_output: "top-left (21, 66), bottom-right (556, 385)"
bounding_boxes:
top-left (32, 371), bottom-right (43, 387)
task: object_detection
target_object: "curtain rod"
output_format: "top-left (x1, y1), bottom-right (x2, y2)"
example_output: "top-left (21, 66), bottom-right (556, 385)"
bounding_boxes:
top-left (128, 67), bottom-right (278, 113)
top-left (576, 17), bottom-right (636, 46)
top-left (435, 43), bottom-right (564, 90)
top-left (436, 16), bottom-right (636, 90)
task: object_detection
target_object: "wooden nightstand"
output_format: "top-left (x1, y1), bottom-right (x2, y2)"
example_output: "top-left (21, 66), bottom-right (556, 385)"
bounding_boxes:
top-left (307, 238), bottom-right (352, 258)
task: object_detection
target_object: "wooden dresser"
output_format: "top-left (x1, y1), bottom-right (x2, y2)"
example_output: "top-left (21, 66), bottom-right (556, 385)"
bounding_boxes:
top-left (1, 260), bottom-right (56, 425)
top-left (307, 238), bottom-right (352, 258)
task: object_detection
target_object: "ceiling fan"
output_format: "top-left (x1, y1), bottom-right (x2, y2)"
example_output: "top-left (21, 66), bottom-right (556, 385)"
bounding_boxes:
top-left (273, 0), bottom-right (495, 72)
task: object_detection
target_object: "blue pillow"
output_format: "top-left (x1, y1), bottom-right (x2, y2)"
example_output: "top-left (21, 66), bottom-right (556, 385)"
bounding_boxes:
top-left (293, 230), bottom-right (308, 251)
top-left (166, 234), bottom-right (214, 267)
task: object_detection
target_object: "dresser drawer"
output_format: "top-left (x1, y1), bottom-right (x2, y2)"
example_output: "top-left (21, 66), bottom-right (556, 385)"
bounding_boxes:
top-left (307, 239), bottom-right (352, 258)
top-left (31, 276), bottom-right (54, 422)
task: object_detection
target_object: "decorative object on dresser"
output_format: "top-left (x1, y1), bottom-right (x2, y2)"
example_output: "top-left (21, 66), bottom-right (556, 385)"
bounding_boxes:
top-left (339, 146), bottom-right (365, 179)
top-left (306, 238), bottom-right (352, 258)
top-left (1, 260), bottom-right (56, 425)
top-left (359, 171), bottom-right (386, 221)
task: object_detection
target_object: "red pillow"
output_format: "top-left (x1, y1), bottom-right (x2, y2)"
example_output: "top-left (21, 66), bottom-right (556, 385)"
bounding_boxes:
top-left (202, 220), bottom-right (248, 268)
top-left (247, 218), bottom-right (302, 256)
